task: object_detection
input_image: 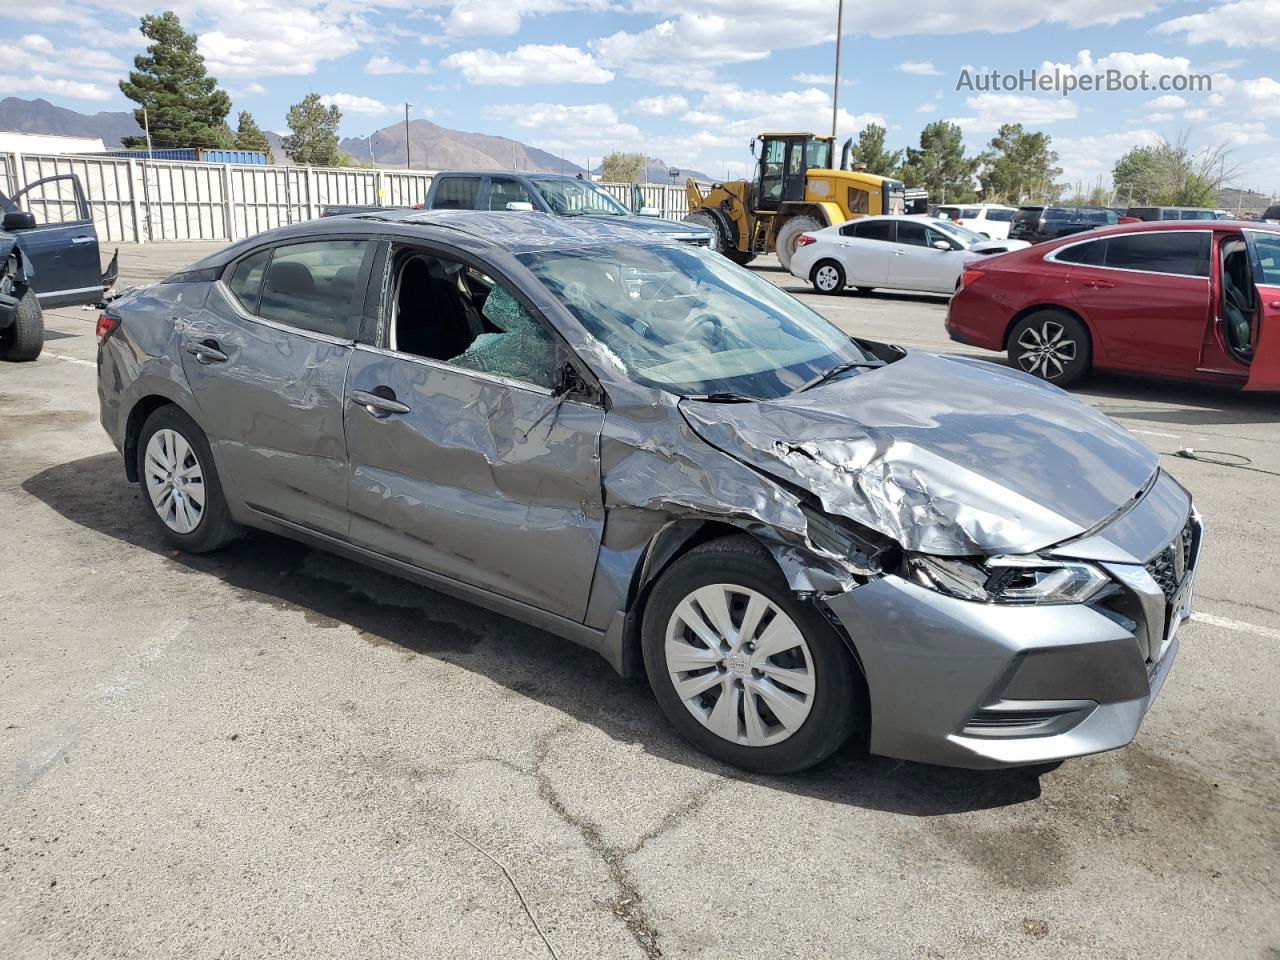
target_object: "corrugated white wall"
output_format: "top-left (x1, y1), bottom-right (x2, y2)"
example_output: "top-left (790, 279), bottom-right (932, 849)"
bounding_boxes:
top-left (1, 152), bottom-right (692, 244)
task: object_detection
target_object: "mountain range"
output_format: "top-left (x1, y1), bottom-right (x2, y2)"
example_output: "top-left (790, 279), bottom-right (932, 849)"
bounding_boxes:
top-left (0, 97), bottom-right (711, 181)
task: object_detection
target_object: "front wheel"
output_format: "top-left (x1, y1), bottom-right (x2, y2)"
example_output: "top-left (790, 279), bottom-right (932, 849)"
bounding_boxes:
top-left (810, 259), bottom-right (846, 294)
top-left (1007, 310), bottom-right (1092, 386)
top-left (0, 289), bottom-right (43, 362)
top-left (774, 215), bottom-right (823, 272)
top-left (642, 536), bottom-right (862, 774)
top-left (136, 405), bottom-right (242, 553)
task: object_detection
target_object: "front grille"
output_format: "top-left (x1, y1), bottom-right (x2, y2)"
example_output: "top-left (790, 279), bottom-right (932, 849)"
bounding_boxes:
top-left (1145, 517), bottom-right (1195, 604)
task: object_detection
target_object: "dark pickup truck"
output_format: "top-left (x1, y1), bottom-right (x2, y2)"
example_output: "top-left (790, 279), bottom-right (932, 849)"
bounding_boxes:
top-left (1009, 204), bottom-right (1119, 243)
top-left (420, 171), bottom-right (715, 247)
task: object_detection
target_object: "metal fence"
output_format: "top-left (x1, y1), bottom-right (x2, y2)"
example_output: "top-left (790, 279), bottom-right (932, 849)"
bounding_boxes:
top-left (0, 151), bottom-right (691, 244)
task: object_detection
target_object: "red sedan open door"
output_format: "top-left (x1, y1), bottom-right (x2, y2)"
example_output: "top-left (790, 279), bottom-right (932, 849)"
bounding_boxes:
top-left (1244, 229), bottom-right (1280, 391)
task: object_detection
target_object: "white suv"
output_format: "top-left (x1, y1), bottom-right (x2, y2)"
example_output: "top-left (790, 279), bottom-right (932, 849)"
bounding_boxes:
top-left (933, 204), bottom-right (1017, 240)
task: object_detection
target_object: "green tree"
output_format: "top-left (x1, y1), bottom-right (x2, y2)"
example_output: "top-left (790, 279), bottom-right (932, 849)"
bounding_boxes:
top-left (978, 124), bottom-right (1062, 203)
top-left (600, 151), bottom-right (646, 182)
top-left (233, 111), bottom-right (273, 162)
top-left (897, 121), bottom-right (978, 203)
top-left (283, 94), bottom-right (343, 167)
top-left (849, 123), bottom-right (902, 177)
top-left (1112, 134), bottom-right (1239, 207)
top-left (119, 11), bottom-right (232, 150)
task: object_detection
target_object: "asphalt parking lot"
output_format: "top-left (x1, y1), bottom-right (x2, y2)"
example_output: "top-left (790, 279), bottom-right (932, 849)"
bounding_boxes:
top-left (2, 240), bottom-right (1278, 959)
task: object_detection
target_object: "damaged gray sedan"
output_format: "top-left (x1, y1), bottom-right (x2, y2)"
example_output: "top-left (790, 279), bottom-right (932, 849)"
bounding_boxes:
top-left (97, 211), bottom-right (1201, 774)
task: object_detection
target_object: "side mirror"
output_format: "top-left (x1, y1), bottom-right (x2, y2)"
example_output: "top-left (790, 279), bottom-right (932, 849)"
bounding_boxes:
top-left (3, 211), bottom-right (35, 231)
top-left (637, 206), bottom-right (661, 218)
top-left (932, 239), bottom-right (952, 250)
top-left (505, 201), bottom-right (535, 211)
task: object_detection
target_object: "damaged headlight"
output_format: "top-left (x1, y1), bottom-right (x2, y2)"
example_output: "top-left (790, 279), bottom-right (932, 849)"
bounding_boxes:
top-left (904, 554), bottom-right (1109, 605)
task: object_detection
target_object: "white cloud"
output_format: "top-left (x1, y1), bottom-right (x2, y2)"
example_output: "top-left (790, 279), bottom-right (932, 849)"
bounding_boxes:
top-left (1146, 112), bottom-right (1174, 122)
top-left (1207, 121), bottom-right (1271, 146)
top-left (319, 93), bottom-right (397, 115)
top-left (951, 93), bottom-right (1078, 133)
top-left (1145, 94), bottom-right (1187, 109)
top-left (694, 82), bottom-right (885, 139)
top-left (792, 72), bottom-right (833, 85)
top-left (897, 60), bottom-right (941, 76)
top-left (1235, 76), bottom-right (1280, 118)
top-left (442, 44), bottom-right (613, 85)
top-left (442, 0), bottom-right (608, 37)
top-left (483, 101), bottom-right (640, 155)
top-left (366, 56), bottom-right (432, 75)
top-left (200, 7), bottom-right (359, 78)
top-left (237, 82), bottom-right (268, 96)
top-left (1183, 107), bottom-right (1209, 121)
top-left (632, 94), bottom-right (688, 116)
top-left (8, 33), bottom-right (125, 86)
top-left (0, 73), bottom-right (111, 101)
top-left (916, 103), bottom-right (938, 113)
top-left (682, 109), bottom-right (727, 126)
top-left (1054, 128), bottom-right (1164, 189)
top-left (1158, 0), bottom-right (1280, 49)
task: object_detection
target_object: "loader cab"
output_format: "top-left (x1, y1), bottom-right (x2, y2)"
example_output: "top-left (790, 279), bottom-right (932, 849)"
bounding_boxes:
top-left (754, 134), bottom-right (833, 212)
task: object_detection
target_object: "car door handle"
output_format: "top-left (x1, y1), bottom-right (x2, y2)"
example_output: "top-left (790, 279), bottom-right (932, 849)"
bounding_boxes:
top-left (1270, 300), bottom-right (1280, 309)
top-left (1082, 279), bottom-right (1116, 289)
top-left (184, 340), bottom-right (228, 364)
top-left (893, 250), bottom-right (906, 256)
top-left (71, 235), bottom-right (95, 245)
top-left (351, 389), bottom-right (410, 417)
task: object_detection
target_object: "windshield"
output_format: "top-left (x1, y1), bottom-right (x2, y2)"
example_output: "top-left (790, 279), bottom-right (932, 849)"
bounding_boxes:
top-left (529, 178), bottom-right (629, 217)
top-left (930, 220), bottom-right (985, 245)
top-left (518, 244), bottom-right (874, 400)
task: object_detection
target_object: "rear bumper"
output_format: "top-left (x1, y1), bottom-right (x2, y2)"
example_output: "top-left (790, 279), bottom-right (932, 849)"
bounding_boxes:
top-left (823, 511), bottom-right (1200, 769)
top-left (945, 287), bottom-right (1007, 351)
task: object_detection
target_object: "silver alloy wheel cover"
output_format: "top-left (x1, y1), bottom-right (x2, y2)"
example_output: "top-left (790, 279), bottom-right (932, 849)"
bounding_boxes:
top-left (814, 263), bottom-right (841, 292)
top-left (144, 428), bottom-right (206, 534)
top-left (1015, 319), bottom-right (1078, 380)
top-left (664, 584), bottom-right (816, 747)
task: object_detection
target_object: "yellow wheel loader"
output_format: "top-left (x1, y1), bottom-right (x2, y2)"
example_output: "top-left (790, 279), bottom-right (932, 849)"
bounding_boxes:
top-left (685, 133), bottom-right (906, 270)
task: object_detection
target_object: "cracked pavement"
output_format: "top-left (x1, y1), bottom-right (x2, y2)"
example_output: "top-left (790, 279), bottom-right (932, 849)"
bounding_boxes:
top-left (2, 243), bottom-right (1278, 959)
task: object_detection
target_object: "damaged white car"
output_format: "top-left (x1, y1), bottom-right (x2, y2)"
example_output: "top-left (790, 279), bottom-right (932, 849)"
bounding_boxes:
top-left (96, 211), bottom-right (1201, 774)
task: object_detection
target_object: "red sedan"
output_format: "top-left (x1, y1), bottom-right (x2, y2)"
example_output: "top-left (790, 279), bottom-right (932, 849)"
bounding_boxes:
top-left (946, 220), bottom-right (1280, 390)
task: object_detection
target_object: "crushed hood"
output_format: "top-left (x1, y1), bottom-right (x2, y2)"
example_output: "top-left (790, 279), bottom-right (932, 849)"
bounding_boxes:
top-left (680, 351), bottom-right (1158, 556)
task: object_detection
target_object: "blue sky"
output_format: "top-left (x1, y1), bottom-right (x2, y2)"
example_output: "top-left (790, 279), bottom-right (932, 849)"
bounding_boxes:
top-left (2, 1), bottom-right (1277, 195)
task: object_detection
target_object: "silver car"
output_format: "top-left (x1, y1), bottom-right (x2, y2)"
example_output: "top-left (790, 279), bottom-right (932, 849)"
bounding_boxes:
top-left (96, 211), bottom-right (1201, 774)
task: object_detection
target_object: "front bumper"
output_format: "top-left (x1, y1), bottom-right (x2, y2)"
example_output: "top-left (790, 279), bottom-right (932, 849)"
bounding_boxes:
top-left (822, 508), bottom-right (1201, 770)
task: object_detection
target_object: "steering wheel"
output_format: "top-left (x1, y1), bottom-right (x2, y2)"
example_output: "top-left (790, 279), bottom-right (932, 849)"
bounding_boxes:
top-left (690, 313), bottom-right (724, 348)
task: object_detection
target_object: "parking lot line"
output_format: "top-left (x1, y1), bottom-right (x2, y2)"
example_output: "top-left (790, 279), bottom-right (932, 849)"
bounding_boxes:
top-left (1192, 611), bottom-right (1280, 640)
top-left (45, 351), bottom-right (95, 366)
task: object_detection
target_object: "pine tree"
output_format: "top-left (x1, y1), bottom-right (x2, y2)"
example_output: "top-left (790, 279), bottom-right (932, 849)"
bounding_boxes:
top-left (234, 111), bottom-right (273, 162)
top-left (283, 94), bottom-right (343, 167)
top-left (119, 11), bottom-right (232, 151)
top-left (897, 121), bottom-right (978, 203)
top-left (978, 124), bottom-right (1061, 204)
top-left (849, 124), bottom-right (902, 177)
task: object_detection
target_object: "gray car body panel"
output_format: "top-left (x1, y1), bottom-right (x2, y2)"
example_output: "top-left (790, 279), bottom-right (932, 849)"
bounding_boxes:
top-left (98, 211), bottom-right (1197, 769)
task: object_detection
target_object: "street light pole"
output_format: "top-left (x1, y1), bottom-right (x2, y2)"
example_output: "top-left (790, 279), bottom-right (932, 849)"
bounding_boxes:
top-left (404, 102), bottom-right (412, 169)
top-left (831, 0), bottom-right (844, 139)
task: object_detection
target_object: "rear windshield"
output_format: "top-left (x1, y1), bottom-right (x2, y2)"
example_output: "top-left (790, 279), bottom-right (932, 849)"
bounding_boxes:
top-left (1046, 207), bottom-right (1118, 224)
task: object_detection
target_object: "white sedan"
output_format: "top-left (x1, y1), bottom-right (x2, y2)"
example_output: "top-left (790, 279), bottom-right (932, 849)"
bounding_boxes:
top-left (789, 215), bottom-right (1030, 296)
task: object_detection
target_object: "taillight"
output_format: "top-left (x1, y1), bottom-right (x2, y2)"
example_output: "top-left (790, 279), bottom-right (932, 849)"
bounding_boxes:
top-left (796, 234), bottom-right (816, 247)
top-left (959, 269), bottom-right (985, 291)
top-left (96, 312), bottom-right (120, 343)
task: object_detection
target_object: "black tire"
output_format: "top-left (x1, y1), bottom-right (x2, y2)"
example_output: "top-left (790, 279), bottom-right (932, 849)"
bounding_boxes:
top-left (774, 215), bottom-right (823, 272)
top-left (136, 405), bottom-right (241, 553)
top-left (723, 248), bottom-right (757, 267)
top-left (682, 209), bottom-right (723, 255)
top-left (0, 289), bottom-right (43, 362)
top-left (810, 259), bottom-right (846, 294)
top-left (1006, 309), bottom-right (1092, 386)
top-left (641, 535), bottom-right (863, 774)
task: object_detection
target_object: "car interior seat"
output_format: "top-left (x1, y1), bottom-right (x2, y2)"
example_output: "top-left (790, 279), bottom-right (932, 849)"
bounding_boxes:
top-left (1220, 244), bottom-right (1254, 359)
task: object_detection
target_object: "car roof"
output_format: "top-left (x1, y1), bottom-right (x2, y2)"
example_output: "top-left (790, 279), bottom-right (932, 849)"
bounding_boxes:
top-left (182, 210), bottom-right (667, 270)
top-left (1032, 218), bottom-right (1266, 251)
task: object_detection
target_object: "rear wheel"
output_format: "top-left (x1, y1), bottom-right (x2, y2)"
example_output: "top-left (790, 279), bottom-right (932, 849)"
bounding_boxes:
top-left (1007, 309), bottom-right (1092, 386)
top-left (136, 405), bottom-right (241, 553)
top-left (0, 289), bottom-right (43, 362)
top-left (810, 259), bottom-right (846, 294)
top-left (775, 215), bottom-right (823, 272)
top-left (642, 536), bottom-right (862, 774)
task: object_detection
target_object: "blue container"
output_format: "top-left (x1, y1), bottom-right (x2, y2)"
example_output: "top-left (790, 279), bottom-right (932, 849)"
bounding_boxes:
top-left (86, 148), bottom-right (268, 165)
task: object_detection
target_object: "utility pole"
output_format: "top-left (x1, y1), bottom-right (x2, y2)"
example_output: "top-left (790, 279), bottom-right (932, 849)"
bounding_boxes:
top-left (404, 102), bottom-right (412, 169)
top-left (831, 0), bottom-right (844, 139)
top-left (143, 106), bottom-right (154, 157)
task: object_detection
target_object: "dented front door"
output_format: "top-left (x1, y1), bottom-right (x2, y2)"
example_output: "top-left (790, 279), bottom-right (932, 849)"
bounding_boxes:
top-left (343, 347), bottom-right (606, 621)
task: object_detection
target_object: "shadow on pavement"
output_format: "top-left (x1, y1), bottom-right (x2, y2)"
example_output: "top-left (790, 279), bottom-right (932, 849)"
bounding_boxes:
top-left (24, 451), bottom-right (1052, 817)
